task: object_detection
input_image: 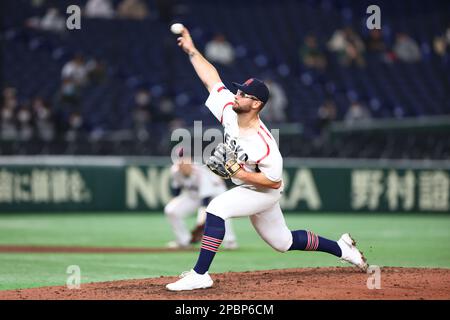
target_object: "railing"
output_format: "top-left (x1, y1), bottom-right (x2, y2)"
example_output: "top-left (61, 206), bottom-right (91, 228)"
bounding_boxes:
top-left (330, 115), bottom-right (450, 134)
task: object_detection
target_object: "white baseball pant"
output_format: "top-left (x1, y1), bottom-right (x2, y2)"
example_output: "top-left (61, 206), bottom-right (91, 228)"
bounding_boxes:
top-left (206, 185), bottom-right (293, 252)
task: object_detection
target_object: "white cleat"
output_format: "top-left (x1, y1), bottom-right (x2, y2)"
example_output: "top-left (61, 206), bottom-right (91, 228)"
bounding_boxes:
top-left (222, 240), bottom-right (239, 250)
top-left (337, 233), bottom-right (368, 272)
top-left (166, 269), bottom-right (213, 291)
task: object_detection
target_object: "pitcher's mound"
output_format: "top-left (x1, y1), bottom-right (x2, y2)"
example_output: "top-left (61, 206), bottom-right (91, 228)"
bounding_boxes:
top-left (1, 267), bottom-right (449, 300)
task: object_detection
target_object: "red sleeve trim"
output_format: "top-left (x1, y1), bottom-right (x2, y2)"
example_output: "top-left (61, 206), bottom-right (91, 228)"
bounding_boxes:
top-left (220, 102), bottom-right (234, 124)
top-left (259, 125), bottom-right (273, 140)
top-left (256, 131), bottom-right (271, 164)
top-left (217, 86), bottom-right (226, 92)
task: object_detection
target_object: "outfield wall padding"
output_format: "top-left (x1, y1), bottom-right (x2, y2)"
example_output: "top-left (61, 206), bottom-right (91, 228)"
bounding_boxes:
top-left (0, 157), bottom-right (449, 213)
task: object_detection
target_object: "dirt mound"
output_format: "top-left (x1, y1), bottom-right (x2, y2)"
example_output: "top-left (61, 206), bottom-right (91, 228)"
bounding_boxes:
top-left (1, 267), bottom-right (449, 300)
top-left (0, 245), bottom-right (196, 253)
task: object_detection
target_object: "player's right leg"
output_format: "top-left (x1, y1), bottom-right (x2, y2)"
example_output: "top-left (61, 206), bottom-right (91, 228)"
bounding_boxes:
top-left (166, 186), bottom-right (279, 291)
top-left (164, 193), bottom-right (200, 248)
top-left (191, 206), bottom-right (238, 249)
top-left (250, 203), bottom-right (368, 272)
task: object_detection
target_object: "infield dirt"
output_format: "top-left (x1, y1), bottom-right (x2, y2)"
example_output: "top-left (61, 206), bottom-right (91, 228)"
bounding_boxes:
top-left (1, 267), bottom-right (449, 300)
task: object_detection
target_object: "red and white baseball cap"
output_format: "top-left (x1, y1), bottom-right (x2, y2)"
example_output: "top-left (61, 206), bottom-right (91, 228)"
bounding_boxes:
top-left (232, 78), bottom-right (270, 103)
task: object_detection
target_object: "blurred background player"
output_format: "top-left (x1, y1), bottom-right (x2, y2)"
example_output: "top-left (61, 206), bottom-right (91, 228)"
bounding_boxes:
top-left (164, 150), bottom-right (238, 249)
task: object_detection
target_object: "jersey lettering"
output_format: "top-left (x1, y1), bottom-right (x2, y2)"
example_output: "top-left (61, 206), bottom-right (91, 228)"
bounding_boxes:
top-left (239, 153), bottom-right (249, 162)
top-left (224, 133), bottom-right (248, 164)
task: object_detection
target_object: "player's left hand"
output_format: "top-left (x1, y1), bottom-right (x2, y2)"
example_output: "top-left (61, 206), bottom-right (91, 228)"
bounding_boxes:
top-left (232, 168), bottom-right (246, 180)
top-left (206, 143), bottom-right (241, 179)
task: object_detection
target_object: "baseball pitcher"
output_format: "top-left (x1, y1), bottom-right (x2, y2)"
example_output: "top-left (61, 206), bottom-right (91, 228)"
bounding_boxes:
top-left (167, 26), bottom-right (368, 291)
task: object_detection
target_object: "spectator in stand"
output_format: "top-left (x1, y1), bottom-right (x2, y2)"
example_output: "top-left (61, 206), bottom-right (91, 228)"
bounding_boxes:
top-left (314, 98), bottom-right (337, 147)
top-left (132, 89), bottom-right (154, 141)
top-left (85, 58), bottom-right (107, 84)
top-left (345, 100), bottom-right (371, 125)
top-left (132, 104), bottom-right (151, 141)
top-left (154, 96), bottom-right (178, 125)
top-left (365, 29), bottom-right (395, 63)
top-left (25, 7), bottom-right (65, 33)
top-left (40, 8), bottom-right (65, 32)
top-left (84, 0), bottom-right (115, 19)
top-left (165, 97), bottom-right (185, 128)
top-left (328, 29), bottom-right (346, 53)
top-left (16, 104), bottom-right (34, 142)
top-left (299, 35), bottom-right (327, 70)
top-left (62, 54), bottom-right (89, 87)
top-left (0, 87), bottom-right (19, 141)
top-left (328, 27), bottom-right (365, 67)
top-left (343, 27), bottom-right (366, 67)
top-left (204, 34), bottom-right (235, 65)
top-left (393, 33), bottom-right (422, 63)
top-left (117, 0), bottom-right (149, 20)
top-left (57, 78), bottom-right (81, 111)
top-left (155, 95), bottom-right (184, 152)
top-left (365, 29), bottom-right (386, 53)
top-left (0, 106), bottom-right (17, 141)
top-left (2, 87), bottom-right (18, 110)
top-left (317, 99), bottom-right (337, 134)
top-left (65, 111), bottom-right (87, 142)
top-left (260, 78), bottom-right (288, 123)
top-left (32, 97), bottom-right (55, 142)
top-left (433, 26), bottom-right (450, 57)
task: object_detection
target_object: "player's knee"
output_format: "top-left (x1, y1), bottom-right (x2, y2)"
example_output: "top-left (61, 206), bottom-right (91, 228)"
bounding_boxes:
top-left (271, 237), bottom-right (293, 253)
top-left (205, 199), bottom-right (228, 220)
top-left (205, 210), bottom-right (227, 221)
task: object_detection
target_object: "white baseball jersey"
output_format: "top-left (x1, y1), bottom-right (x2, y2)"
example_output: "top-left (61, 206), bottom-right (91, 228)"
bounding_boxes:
top-left (170, 163), bottom-right (226, 199)
top-left (205, 82), bottom-right (283, 187)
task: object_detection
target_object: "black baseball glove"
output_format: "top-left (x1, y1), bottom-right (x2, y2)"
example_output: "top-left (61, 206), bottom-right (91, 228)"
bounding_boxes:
top-left (190, 223), bottom-right (205, 244)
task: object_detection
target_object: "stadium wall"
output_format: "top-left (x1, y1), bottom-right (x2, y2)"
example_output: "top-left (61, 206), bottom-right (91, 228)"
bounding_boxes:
top-left (0, 156), bottom-right (449, 213)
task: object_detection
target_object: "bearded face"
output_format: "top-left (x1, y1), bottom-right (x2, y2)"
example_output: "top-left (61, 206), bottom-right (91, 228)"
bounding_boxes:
top-left (233, 90), bottom-right (261, 114)
top-left (232, 100), bottom-right (252, 114)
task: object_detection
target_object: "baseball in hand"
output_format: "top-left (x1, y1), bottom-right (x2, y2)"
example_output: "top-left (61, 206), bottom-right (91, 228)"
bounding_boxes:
top-left (170, 23), bottom-right (184, 34)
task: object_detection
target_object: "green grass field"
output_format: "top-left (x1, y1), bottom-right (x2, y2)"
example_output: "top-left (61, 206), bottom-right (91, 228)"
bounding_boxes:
top-left (0, 213), bottom-right (449, 291)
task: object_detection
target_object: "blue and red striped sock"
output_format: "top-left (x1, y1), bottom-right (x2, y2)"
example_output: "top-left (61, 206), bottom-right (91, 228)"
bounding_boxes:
top-left (193, 213), bottom-right (225, 274)
top-left (288, 230), bottom-right (342, 257)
